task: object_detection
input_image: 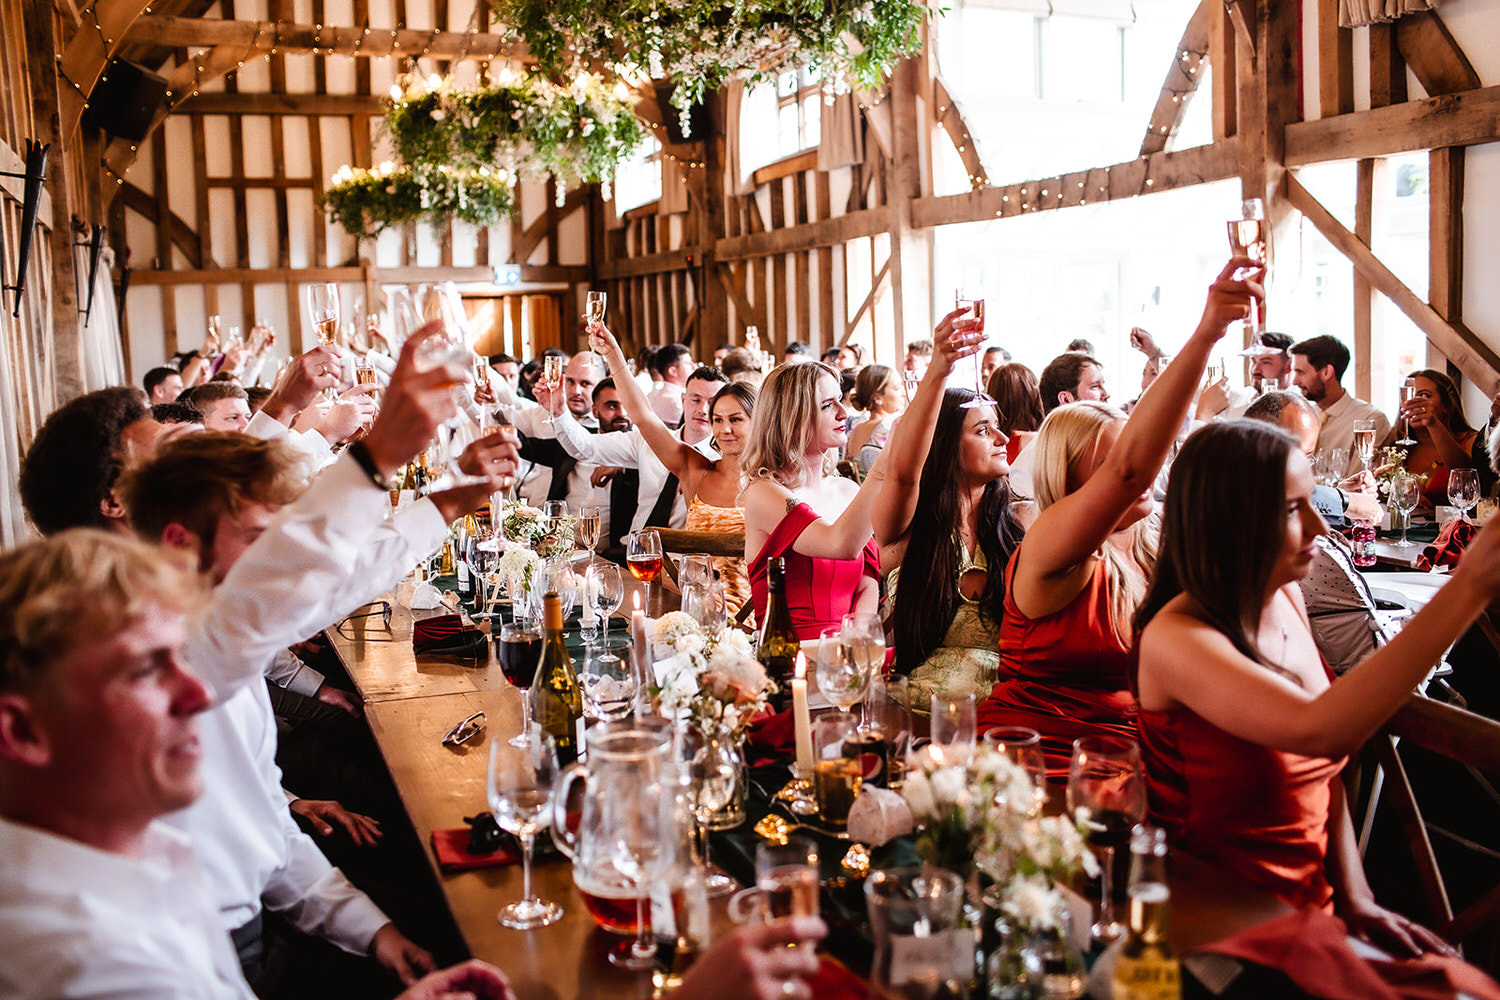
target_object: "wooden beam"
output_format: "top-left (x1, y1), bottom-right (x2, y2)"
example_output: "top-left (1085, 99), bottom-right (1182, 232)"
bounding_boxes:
top-left (1285, 173), bottom-right (1500, 395)
top-left (127, 15), bottom-right (526, 60)
top-left (128, 264), bottom-right (584, 285)
top-left (1395, 10), bottom-right (1480, 98)
top-left (715, 263), bottom-right (765, 333)
top-left (751, 150), bottom-right (818, 189)
top-left (845, 258), bottom-right (890, 340)
top-left (1429, 147), bottom-right (1463, 371)
top-left (1208, 0), bottom-right (1236, 139)
top-left (58, 0), bottom-right (155, 136)
top-left (1285, 85), bottom-right (1500, 166)
top-left (933, 74), bottom-right (987, 186)
top-left (594, 246), bottom-right (703, 280)
top-left (1316, 0), bottom-right (1353, 118)
top-left (1353, 158), bottom-right (1377, 401)
top-left (1139, 0), bottom-right (1212, 156)
top-left (512, 189), bottom-right (587, 266)
top-left (178, 92), bottom-right (384, 115)
top-left (713, 207), bottom-right (887, 261)
top-left (1369, 23), bottom-right (1408, 109)
top-left (911, 139), bottom-right (1239, 229)
top-left (119, 181), bottom-right (203, 264)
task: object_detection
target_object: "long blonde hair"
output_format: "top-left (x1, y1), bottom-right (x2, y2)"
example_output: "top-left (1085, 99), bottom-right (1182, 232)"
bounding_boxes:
top-left (1030, 400), bottom-right (1159, 648)
top-left (740, 361), bottom-right (840, 488)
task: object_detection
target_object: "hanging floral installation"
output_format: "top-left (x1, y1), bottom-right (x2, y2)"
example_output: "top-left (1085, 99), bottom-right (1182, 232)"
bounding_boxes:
top-left (489, 0), bottom-right (932, 135)
top-left (321, 67), bottom-right (646, 237)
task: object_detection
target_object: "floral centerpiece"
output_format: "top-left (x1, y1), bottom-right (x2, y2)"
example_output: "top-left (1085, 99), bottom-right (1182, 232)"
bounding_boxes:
top-left (651, 611), bottom-right (774, 741)
top-left (902, 745), bottom-right (1097, 931)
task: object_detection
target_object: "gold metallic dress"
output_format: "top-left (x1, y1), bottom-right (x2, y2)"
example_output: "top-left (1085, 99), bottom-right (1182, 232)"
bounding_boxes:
top-left (885, 540), bottom-right (1001, 711)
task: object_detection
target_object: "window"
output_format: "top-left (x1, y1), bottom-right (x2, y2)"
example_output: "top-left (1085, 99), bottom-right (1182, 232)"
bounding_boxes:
top-left (613, 135), bottom-right (662, 213)
top-left (738, 65), bottom-right (822, 178)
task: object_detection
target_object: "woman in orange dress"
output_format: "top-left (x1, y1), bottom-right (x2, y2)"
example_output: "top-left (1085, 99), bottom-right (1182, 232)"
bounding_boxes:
top-left (1132, 419), bottom-right (1500, 953)
top-left (585, 325), bottom-right (758, 613)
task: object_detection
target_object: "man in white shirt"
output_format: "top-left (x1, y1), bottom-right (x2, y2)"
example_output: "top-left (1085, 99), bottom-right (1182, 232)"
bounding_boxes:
top-left (1291, 334), bottom-right (1391, 477)
top-left (648, 343), bottom-right (695, 427)
top-left (484, 352), bottom-right (605, 507)
top-left (188, 381), bottom-right (254, 432)
top-left (0, 532), bottom-right (519, 1000)
top-left (547, 366), bottom-right (726, 538)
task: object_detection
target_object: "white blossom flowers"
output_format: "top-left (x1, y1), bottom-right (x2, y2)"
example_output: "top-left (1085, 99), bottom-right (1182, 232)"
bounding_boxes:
top-left (651, 616), bottom-right (773, 741)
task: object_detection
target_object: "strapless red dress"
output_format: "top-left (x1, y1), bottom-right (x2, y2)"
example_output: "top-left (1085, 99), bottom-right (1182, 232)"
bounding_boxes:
top-left (977, 550), bottom-right (1138, 777)
top-left (1138, 680), bottom-right (1344, 911)
top-left (748, 502), bottom-right (880, 641)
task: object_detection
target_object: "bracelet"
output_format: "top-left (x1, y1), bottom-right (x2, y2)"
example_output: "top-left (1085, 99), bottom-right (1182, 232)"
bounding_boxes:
top-left (346, 440), bottom-right (393, 491)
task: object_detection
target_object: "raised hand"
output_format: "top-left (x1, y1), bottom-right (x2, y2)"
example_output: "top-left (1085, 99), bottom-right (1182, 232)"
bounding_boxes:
top-left (362, 322), bottom-right (463, 478)
top-left (1195, 257), bottom-right (1265, 341)
top-left (928, 306), bottom-right (985, 381)
top-left (262, 344), bottom-right (344, 422)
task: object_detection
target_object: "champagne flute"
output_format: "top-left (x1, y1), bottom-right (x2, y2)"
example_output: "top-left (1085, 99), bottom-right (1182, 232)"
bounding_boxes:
top-left (308, 282), bottom-right (341, 346)
top-left (1067, 736), bottom-right (1146, 945)
top-left (543, 500), bottom-right (569, 536)
top-left (627, 530), bottom-right (663, 614)
top-left (542, 355), bottom-right (565, 426)
top-left (840, 611), bottom-right (885, 733)
top-left (488, 734), bottom-right (563, 929)
top-left (1391, 472), bottom-right (1421, 548)
top-left (1227, 198), bottom-right (1272, 353)
top-left (954, 290), bottom-right (994, 409)
top-left (1448, 469), bottom-right (1480, 524)
top-left (1397, 377), bottom-right (1418, 447)
top-left (584, 560), bottom-right (624, 640)
top-left (585, 290), bottom-right (607, 330)
top-left (577, 504), bottom-right (602, 563)
top-left (1353, 419), bottom-right (1377, 476)
top-left (498, 622), bottom-right (543, 748)
top-left (399, 283), bottom-right (486, 487)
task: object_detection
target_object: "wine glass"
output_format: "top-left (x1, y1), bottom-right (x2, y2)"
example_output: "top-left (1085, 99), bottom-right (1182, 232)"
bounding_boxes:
top-left (577, 504), bottom-right (602, 562)
top-left (543, 500), bottom-right (569, 538)
top-left (542, 355), bottom-right (566, 425)
top-left (930, 693), bottom-right (977, 764)
top-left (1227, 198), bottom-right (1273, 354)
top-left (1353, 419), bottom-right (1376, 476)
top-left (1397, 377), bottom-right (1418, 447)
top-left (684, 727), bottom-right (740, 897)
top-left (954, 290), bottom-right (994, 410)
top-left (1391, 472), bottom-right (1422, 548)
top-left (981, 725), bottom-right (1048, 816)
top-left (1066, 736), bottom-right (1146, 946)
top-left (815, 627), bottom-right (868, 713)
top-left (840, 611), bottom-right (885, 734)
top-left (585, 290), bottom-right (607, 330)
top-left (1448, 469), bottom-right (1480, 524)
top-left (396, 283), bottom-right (486, 487)
top-left (609, 775), bottom-right (667, 970)
top-left (308, 282), bottom-right (341, 346)
top-left (627, 530), bottom-right (663, 614)
top-left (584, 561), bottom-right (624, 640)
top-left (498, 622), bottom-right (543, 748)
top-left (581, 644), bottom-right (636, 723)
top-left (488, 733), bottom-right (563, 929)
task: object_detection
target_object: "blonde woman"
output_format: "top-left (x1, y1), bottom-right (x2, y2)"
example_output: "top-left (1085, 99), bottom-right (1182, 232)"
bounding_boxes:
top-left (977, 258), bottom-right (1262, 774)
top-left (742, 361), bottom-right (886, 638)
top-left (845, 364), bottom-right (904, 470)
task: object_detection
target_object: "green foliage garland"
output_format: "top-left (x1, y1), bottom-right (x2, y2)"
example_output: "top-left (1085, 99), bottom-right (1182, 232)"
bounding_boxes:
top-left (490, 0), bottom-right (932, 134)
top-left (321, 162), bottom-right (516, 237)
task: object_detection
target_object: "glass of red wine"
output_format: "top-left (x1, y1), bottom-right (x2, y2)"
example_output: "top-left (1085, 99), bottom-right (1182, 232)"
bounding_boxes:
top-left (499, 621), bottom-right (543, 748)
top-left (626, 530), bottom-right (663, 614)
top-left (1066, 735), bottom-right (1146, 945)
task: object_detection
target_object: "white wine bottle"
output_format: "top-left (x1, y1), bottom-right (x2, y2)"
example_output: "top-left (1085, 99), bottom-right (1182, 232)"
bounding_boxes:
top-left (532, 592), bottom-right (583, 766)
top-left (756, 558), bottom-right (799, 711)
top-left (1112, 825), bottom-right (1181, 1000)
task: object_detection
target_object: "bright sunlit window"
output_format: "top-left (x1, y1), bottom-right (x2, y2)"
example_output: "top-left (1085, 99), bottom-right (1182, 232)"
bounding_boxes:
top-left (613, 135), bottom-right (662, 213)
top-left (739, 65), bottom-right (822, 179)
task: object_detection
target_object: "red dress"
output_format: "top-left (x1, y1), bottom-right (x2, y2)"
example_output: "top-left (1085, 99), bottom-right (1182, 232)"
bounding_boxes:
top-left (748, 502), bottom-right (880, 642)
top-left (1138, 679), bottom-right (1345, 911)
top-left (977, 550), bottom-right (1138, 777)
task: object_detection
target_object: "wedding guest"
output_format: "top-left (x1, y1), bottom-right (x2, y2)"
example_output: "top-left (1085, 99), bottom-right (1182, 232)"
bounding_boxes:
top-left (987, 363), bottom-right (1044, 464)
top-left (722, 347), bottom-right (766, 387)
top-left (488, 353), bottom-right (520, 392)
top-left (784, 341), bottom-right (814, 364)
top-left (1290, 335), bottom-right (1390, 477)
top-left (742, 361), bottom-right (885, 637)
top-left (713, 343), bottom-right (734, 366)
top-left (1382, 368), bottom-right (1495, 509)
top-left (1245, 391), bottom-right (1380, 528)
top-left (649, 343), bottom-right (696, 427)
top-left (1133, 418), bottom-right (1500, 955)
top-left (1067, 337), bottom-right (1097, 355)
top-left (981, 346), bottom-right (1011, 388)
top-left (978, 259), bottom-right (1261, 773)
top-left (874, 312), bottom-right (1016, 707)
top-left (144, 365), bottom-right (185, 405)
top-left (903, 339), bottom-right (934, 382)
top-left (845, 364), bottom-right (905, 471)
top-left (186, 381), bottom-right (253, 433)
top-left (520, 379), bottom-right (630, 559)
top-left (1011, 352), bottom-right (1112, 498)
top-left (17, 386), bottom-right (149, 535)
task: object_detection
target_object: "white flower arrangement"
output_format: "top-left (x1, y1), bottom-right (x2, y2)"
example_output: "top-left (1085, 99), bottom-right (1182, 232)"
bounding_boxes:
top-left (902, 744), bottom-right (1097, 932)
top-left (500, 501), bottom-right (547, 546)
top-left (651, 615), bottom-right (773, 742)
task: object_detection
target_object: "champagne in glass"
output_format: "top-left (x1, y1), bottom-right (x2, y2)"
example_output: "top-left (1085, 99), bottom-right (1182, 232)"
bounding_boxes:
top-left (1397, 378), bottom-right (1418, 446)
top-left (355, 360), bottom-right (378, 386)
top-left (474, 355), bottom-right (492, 390)
top-left (586, 290), bottom-right (607, 328)
top-left (541, 355), bottom-right (565, 426)
top-left (755, 837), bottom-right (820, 920)
top-left (1352, 419), bottom-right (1376, 475)
top-left (954, 290), bottom-right (993, 409)
top-left (308, 282), bottom-right (341, 346)
top-left (578, 504), bottom-right (602, 557)
top-left (1227, 198), bottom-right (1270, 350)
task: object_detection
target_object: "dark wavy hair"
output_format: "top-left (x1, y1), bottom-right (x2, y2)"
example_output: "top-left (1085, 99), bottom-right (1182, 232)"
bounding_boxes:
top-left (19, 387), bottom-right (150, 535)
top-left (893, 388), bottom-right (1024, 674)
top-left (1134, 420), bottom-right (1298, 672)
top-left (987, 363), bottom-right (1044, 435)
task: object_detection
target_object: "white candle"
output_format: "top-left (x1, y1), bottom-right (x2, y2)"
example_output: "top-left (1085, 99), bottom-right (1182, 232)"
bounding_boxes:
top-left (792, 652), bottom-right (814, 776)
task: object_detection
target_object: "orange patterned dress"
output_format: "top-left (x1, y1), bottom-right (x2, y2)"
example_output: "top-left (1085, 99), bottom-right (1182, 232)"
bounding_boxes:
top-left (684, 495), bottom-right (752, 614)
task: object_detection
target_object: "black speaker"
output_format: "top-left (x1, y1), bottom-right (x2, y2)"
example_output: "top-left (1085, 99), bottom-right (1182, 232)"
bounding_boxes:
top-left (82, 60), bottom-right (169, 143)
top-left (655, 83), bottom-right (710, 145)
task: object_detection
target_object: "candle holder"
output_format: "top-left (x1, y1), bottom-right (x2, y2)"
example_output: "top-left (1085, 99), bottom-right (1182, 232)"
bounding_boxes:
top-left (73, 223), bottom-right (106, 325)
top-left (0, 139), bottom-right (51, 318)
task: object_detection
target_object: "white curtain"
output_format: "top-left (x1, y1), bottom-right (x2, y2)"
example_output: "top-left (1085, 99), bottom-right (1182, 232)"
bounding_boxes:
top-left (77, 244), bottom-right (125, 392)
top-left (1338, 0), bottom-right (1435, 27)
top-left (818, 93), bottom-right (864, 172)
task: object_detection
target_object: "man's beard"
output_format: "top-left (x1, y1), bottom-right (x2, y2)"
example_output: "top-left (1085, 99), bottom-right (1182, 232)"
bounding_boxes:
top-left (604, 417), bottom-right (632, 432)
top-left (1301, 381), bottom-right (1325, 403)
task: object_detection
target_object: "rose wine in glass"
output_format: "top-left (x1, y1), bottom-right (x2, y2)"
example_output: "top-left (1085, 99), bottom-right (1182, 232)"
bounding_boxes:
top-left (586, 290), bottom-right (607, 328)
top-left (542, 355), bottom-right (565, 426)
top-left (627, 529), bottom-right (663, 616)
top-left (1227, 198), bottom-right (1271, 352)
top-left (954, 290), bottom-right (994, 409)
top-left (1397, 378), bottom-right (1418, 446)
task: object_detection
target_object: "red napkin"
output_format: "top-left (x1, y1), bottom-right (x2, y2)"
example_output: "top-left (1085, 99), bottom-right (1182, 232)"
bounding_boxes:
top-left (412, 613), bottom-right (487, 657)
top-left (1416, 519), bottom-right (1478, 571)
top-left (1199, 908), bottom-right (1500, 1000)
top-left (429, 828), bottom-right (520, 872)
top-left (805, 955), bottom-right (868, 1000)
top-left (745, 708), bottom-right (795, 767)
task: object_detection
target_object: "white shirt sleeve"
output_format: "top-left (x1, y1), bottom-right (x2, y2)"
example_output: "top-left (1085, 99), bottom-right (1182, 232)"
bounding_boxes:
top-left (261, 812), bottom-right (391, 956)
top-left (266, 648), bottom-right (325, 698)
top-left (550, 411), bottom-right (643, 468)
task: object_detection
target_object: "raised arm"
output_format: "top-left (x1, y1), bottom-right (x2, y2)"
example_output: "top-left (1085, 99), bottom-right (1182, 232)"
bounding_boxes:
top-left (587, 323), bottom-right (709, 481)
top-left (1020, 259), bottom-right (1259, 582)
top-left (742, 470), bottom-right (883, 562)
top-left (871, 308), bottom-right (982, 547)
top-left (1140, 520), bottom-right (1500, 759)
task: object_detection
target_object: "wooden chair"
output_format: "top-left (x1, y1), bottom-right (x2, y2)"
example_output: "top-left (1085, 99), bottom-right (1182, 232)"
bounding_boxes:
top-left (836, 459), bottom-right (862, 483)
top-left (651, 528), bottom-right (751, 622)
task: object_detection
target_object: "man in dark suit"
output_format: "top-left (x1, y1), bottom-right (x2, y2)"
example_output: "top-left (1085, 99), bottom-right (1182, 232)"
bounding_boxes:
top-left (516, 379), bottom-right (639, 562)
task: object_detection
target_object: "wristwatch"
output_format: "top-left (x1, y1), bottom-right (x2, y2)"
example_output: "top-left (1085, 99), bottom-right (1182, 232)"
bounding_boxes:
top-left (347, 440), bottom-right (394, 491)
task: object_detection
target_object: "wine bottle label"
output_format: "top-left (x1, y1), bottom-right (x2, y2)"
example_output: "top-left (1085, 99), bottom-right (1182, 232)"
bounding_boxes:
top-left (576, 717), bottom-right (588, 759)
top-left (1112, 956), bottom-right (1181, 1000)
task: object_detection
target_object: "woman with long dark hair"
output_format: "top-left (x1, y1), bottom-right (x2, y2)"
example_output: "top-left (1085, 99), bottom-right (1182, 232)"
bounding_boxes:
top-left (873, 314), bottom-right (1014, 707)
top-left (1133, 419), bottom-right (1500, 953)
top-left (1382, 368), bottom-right (1495, 509)
top-left (986, 362), bottom-right (1044, 465)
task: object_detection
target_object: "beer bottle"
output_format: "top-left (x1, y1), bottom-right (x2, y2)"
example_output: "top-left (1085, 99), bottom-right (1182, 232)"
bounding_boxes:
top-left (1112, 825), bottom-right (1181, 1000)
top-left (532, 592), bottom-right (583, 766)
top-left (755, 558), bottom-right (799, 711)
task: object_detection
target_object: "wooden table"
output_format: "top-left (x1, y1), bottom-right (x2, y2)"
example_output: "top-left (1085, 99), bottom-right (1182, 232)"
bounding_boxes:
top-left (328, 578), bottom-right (1293, 998)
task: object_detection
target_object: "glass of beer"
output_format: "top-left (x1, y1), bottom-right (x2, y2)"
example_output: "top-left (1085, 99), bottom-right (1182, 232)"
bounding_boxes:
top-left (812, 713), bottom-right (862, 831)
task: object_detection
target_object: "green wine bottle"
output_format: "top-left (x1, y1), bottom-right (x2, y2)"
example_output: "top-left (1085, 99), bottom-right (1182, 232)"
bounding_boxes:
top-left (532, 592), bottom-right (583, 765)
top-left (756, 557), bottom-right (799, 711)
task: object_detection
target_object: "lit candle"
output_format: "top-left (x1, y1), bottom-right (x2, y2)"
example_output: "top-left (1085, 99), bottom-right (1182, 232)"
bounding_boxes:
top-left (792, 652), bottom-right (813, 776)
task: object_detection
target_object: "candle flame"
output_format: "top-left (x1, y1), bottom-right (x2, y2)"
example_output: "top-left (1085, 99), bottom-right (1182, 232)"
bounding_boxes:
top-left (632, 592), bottom-right (641, 612)
top-left (794, 651), bottom-right (806, 680)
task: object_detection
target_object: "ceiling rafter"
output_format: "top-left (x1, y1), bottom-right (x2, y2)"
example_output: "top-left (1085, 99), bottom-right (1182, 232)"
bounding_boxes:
top-left (1140, 0), bottom-right (1213, 156)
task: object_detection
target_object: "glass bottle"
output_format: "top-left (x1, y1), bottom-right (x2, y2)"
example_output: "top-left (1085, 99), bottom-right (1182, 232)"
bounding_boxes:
top-left (532, 592), bottom-right (584, 766)
top-left (756, 557), bottom-right (799, 711)
top-left (1111, 825), bottom-right (1181, 1000)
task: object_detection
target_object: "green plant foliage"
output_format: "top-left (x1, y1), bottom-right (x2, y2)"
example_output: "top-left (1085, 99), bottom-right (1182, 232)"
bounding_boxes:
top-left (489, 0), bottom-right (931, 133)
top-left (321, 162), bottom-right (516, 237)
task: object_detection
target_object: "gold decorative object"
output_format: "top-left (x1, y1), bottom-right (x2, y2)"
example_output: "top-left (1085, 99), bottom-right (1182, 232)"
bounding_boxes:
top-left (754, 814), bottom-right (791, 846)
top-left (840, 843), bottom-right (871, 879)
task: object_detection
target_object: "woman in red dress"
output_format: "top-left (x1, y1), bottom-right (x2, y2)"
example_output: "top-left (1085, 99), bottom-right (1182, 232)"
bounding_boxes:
top-left (1132, 419), bottom-right (1500, 954)
top-left (742, 361), bottom-right (887, 639)
top-left (977, 258), bottom-right (1261, 775)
